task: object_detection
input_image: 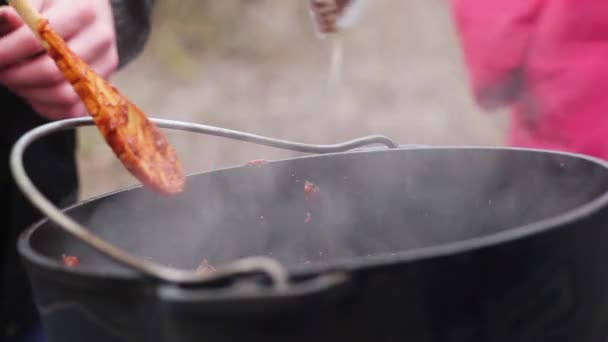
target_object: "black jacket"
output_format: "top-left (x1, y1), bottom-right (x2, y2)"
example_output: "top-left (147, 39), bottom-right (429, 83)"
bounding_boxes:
top-left (0, 0), bottom-right (155, 339)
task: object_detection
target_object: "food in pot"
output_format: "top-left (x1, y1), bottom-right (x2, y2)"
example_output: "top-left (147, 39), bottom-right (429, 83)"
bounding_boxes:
top-left (8, 0), bottom-right (185, 196)
top-left (196, 259), bottom-right (217, 276)
top-left (304, 180), bottom-right (320, 202)
top-left (61, 255), bottom-right (80, 267)
top-left (304, 181), bottom-right (319, 223)
top-left (245, 159), bottom-right (268, 167)
top-left (304, 211), bottom-right (313, 224)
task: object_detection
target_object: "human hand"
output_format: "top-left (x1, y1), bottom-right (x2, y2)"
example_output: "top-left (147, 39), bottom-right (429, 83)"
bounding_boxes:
top-left (0, 0), bottom-right (119, 120)
top-left (0, 4), bottom-right (19, 36)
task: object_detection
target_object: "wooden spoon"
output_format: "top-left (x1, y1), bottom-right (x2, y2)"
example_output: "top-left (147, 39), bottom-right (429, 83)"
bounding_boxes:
top-left (9, 0), bottom-right (186, 195)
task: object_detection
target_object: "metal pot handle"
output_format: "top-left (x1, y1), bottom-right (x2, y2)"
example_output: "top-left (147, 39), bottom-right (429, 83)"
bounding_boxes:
top-left (10, 117), bottom-right (398, 289)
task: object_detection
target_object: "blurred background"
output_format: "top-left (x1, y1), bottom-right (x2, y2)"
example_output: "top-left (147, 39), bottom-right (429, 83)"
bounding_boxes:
top-left (77, 0), bottom-right (508, 200)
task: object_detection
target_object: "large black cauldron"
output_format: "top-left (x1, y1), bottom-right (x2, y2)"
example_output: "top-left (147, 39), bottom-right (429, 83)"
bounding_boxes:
top-left (11, 118), bottom-right (608, 342)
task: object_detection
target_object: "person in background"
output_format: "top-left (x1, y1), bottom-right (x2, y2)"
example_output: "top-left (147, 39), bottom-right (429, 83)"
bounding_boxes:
top-left (450, 0), bottom-right (608, 160)
top-left (0, 0), bottom-right (156, 341)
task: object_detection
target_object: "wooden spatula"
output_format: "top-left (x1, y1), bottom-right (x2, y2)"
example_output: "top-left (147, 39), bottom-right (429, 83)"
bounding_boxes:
top-left (9, 0), bottom-right (186, 195)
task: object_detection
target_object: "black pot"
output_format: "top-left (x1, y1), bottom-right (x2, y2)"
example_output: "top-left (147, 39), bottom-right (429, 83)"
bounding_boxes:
top-left (12, 118), bottom-right (608, 342)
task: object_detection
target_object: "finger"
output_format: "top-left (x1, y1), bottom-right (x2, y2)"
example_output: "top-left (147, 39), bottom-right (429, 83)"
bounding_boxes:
top-left (89, 49), bottom-right (119, 79)
top-left (40, 0), bottom-right (52, 12)
top-left (0, 1), bottom-right (94, 69)
top-left (30, 101), bottom-right (87, 121)
top-left (3, 40), bottom-right (118, 90)
top-left (0, 0), bottom-right (44, 35)
top-left (41, 0), bottom-right (96, 41)
top-left (0, 6), bottom-right (23, 36)
top-left (14, 81), bottom-right (79, 106)
top-left (67, 23), bottom-right (119, 75)
top-left (0, 26), bottom-right (45, 69)
top-left (0, 54), bottom-right (64, 88)
top-left (10, 49), bottom-right (117, 109)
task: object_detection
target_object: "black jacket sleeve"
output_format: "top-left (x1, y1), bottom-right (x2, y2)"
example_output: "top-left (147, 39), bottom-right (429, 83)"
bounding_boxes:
top-left (110, 0), bottom-right (156, 68)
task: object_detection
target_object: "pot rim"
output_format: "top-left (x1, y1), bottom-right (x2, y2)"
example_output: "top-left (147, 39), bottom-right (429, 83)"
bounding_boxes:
top-left (17, 145), bottom-right (608, 284)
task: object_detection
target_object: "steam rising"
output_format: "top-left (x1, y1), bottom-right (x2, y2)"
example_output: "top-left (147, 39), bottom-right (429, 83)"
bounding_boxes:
top-left (33, 149), bottom-right (608, 276)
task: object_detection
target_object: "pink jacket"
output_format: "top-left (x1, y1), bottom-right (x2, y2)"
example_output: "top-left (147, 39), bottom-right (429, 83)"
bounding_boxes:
top-left (451, 0), bottom-right (608, 159)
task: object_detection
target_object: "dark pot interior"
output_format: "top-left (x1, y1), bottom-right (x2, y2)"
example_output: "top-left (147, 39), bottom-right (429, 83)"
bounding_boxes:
top-left (22, 147), bottom-right (608, 275)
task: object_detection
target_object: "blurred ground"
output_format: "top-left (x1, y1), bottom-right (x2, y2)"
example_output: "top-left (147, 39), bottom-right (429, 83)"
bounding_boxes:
top-left (76, 0), bottom-right (508, 200)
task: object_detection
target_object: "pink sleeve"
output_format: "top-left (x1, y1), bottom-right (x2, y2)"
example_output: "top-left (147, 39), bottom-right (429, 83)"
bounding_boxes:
top-left (450, 0), bottom-right (544, 110)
